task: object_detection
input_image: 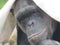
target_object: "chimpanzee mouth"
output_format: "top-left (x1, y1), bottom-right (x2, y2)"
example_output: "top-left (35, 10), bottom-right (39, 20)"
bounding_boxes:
top-left (28, 27), bottom-right (47, 40)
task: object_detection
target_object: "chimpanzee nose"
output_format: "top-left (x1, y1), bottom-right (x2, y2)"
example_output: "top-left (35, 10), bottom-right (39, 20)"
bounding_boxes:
top-left (28, 20), bottom-right (34, 27)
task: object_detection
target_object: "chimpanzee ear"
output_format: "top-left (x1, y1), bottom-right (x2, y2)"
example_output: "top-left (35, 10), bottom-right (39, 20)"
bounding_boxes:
top-left (10, 9), bottom-right (14, 15)
top-left (10, 2), bottom-right (16, 16)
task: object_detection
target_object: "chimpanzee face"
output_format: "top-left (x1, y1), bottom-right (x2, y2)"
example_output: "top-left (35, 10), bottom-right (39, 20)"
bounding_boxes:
top-left (14, 0), bottom-right (56, 45)
top-left (16, 6), bottom-right (55, 45)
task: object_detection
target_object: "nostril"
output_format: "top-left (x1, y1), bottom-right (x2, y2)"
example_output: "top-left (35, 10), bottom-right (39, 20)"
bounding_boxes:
top-left (31, 22), bottom-right (34, 25)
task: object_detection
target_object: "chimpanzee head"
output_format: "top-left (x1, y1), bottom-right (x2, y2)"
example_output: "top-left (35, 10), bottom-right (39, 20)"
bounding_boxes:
top-left (14, 0), bottom-right (56, 45)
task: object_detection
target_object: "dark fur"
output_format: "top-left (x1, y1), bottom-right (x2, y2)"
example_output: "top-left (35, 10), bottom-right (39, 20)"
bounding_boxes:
top-left (17, 25), bottom-right (31, 45)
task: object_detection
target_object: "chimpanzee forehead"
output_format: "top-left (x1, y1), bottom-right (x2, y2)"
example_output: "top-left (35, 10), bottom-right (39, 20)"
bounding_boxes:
top-left (15, 5), bottom-right (48, 23)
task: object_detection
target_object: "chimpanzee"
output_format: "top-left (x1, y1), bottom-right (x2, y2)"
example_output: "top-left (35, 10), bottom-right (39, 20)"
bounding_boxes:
top-left (13, 0), bottom-right (57, 45)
